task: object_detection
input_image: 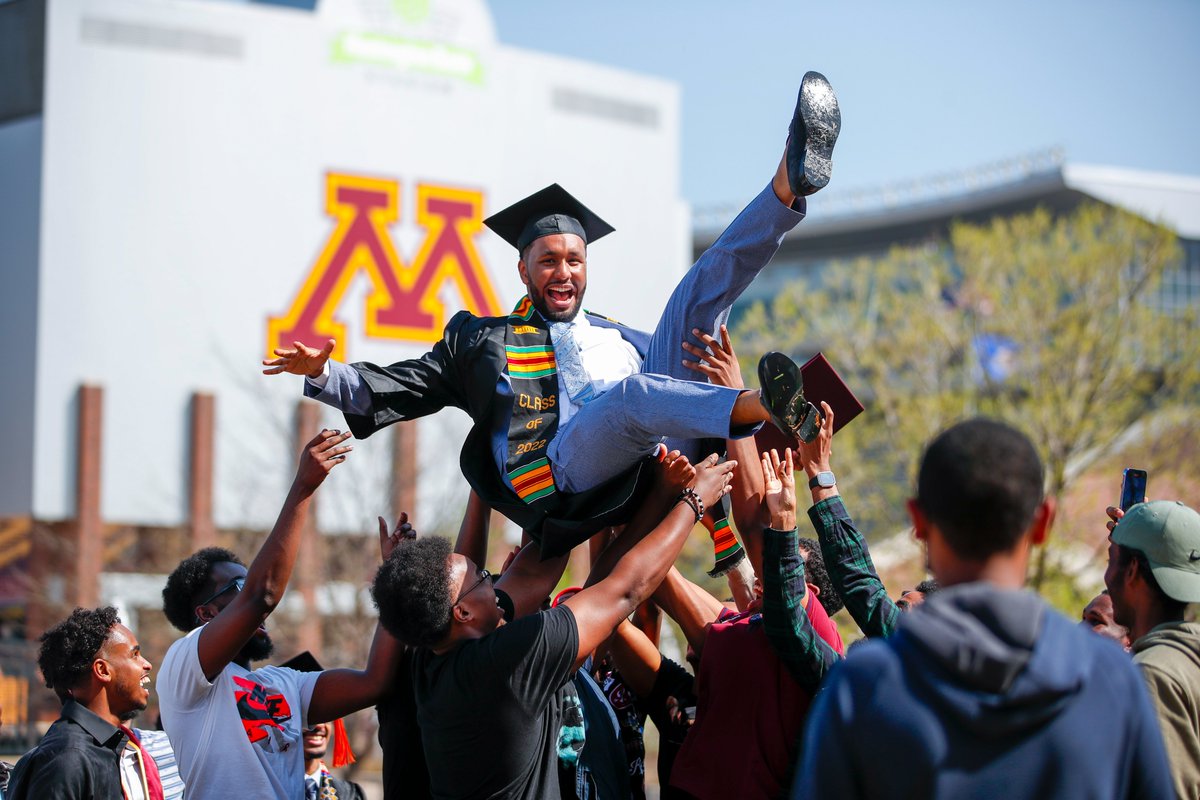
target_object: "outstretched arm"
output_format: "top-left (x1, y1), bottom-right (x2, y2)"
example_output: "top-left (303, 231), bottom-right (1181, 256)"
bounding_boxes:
top-left (684, 325), bottom-right (765, 578)
top-left (760, 448), bottom-right (840, 689)
top-left (651, 567), bottom-right (726, 659)
top-left (800, 403), bottom-right (900, 638)
top-left (606, 619), bottom-right (663, 700)
top-left (308, 515), bottom-right (407, 723)
top-left (495, 542), bottom-right (570, 621)
top-left (263, 314), bottom-right (474, 438)
top-left (454, 489), bottom-right (491, 565)
top-left (197, 429), bottom-right (352, 681)
top-left (563, 453), bottom-right (736, 671)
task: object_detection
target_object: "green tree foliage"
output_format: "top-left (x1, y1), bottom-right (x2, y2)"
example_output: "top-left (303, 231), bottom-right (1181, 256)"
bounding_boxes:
top-left (733, 203), bottom-right (1197, 595)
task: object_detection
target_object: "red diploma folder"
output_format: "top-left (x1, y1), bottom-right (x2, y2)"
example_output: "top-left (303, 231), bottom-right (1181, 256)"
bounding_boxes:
top-left (753, 352), bottom-right (864, 452)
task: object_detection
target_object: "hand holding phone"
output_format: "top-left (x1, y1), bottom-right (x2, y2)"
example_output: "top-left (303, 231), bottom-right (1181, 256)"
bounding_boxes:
top-left (1119, 468), bottom-right (1148, 512)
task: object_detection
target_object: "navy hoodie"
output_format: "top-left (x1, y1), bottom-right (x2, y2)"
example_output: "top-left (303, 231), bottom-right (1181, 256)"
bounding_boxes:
top-left (794, 583), bottom-right (1173, 799)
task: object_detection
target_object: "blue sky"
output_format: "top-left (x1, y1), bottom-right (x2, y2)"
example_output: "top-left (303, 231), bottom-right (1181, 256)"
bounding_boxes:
top-left (490, 0), bottom-right (1200, 210)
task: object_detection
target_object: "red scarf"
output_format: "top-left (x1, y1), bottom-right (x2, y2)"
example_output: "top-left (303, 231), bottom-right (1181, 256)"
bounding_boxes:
top-left (121, 726), bottom-right (166, 800)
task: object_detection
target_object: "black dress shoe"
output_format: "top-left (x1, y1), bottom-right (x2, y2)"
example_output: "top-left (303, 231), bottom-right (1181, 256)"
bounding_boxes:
top-left (757, 351), bottom-right (822, 443)
top-left (786, 71), bottom-right (841, 197)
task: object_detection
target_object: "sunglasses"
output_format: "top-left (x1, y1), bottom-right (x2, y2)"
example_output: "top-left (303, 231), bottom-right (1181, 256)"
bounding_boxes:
top-left (197, 576), bottom-right (245, 609)
top-left (454, 569), bottom-right (492, 605)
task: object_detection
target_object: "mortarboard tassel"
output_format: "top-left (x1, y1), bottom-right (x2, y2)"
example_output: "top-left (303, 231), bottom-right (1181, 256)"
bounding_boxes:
top-left (332, 718), bottom-right (356, 768)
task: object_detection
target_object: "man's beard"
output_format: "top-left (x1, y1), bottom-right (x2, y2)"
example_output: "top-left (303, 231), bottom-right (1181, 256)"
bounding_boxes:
top-left (118, 707), bottom-right (144, 722)
top-left (239, 631), bottom-right (275, 663)
top-left (530, 285), bottom-right (585, 323)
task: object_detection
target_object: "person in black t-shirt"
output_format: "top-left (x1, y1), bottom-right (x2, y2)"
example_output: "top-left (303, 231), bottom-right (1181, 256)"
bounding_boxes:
top-left (371, 449), bottom-right (735, 800)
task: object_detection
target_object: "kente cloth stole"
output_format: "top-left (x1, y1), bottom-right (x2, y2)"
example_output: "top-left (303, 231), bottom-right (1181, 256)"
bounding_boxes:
top-left (505, 297), bottom-right (561, 505)
top-left (705, 512), bottom-right (744, 578)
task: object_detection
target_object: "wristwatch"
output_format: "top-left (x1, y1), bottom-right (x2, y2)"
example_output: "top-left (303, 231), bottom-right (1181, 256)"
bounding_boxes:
top-left (808, 471), bottom-right (836, 489)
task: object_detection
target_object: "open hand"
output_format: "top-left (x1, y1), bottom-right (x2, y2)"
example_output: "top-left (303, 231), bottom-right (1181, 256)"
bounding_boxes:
top-left (681, 325), bottom-right (744, 389)
top-left (653, 447), bottom-right (695, 499)
top-left (693, 453), bottom-right (737, 508)
top-left (797, 401), bottom-right (834, 479)
top-left (379, 512), bottom-right (416, 560)
top-left (294, 429), bottom-right (353, 493)
top-left (263, 339), bottom-right (335, 379)
top-left (761, 448), bottom-right (796, 531)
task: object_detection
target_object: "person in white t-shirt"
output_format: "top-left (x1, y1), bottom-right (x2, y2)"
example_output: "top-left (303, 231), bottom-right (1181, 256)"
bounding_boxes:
top-left (157, 428), bottom-right (403, 800)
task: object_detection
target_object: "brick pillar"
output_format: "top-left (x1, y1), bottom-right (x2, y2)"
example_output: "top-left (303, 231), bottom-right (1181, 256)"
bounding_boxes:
top-left (188, 392), bottom-right (216, 552)
top-left (74, 385), bottom-right (103, 608)
top-left (294, 401), bottom-right (323, 657)
top-left (391, 421), bottom-right (418, 519)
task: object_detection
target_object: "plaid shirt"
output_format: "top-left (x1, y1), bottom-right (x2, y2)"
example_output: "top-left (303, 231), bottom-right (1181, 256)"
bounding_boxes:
top-left (809, 496), bottom-right (901, 638)
top-left (761, 525), bottom-right (841, 690)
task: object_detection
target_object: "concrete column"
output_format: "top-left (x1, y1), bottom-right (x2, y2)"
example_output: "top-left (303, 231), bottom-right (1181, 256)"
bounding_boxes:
top-left (294, 401), bottom-right (323, 657)
top-left (188, 392), bottom-right (216, 551)
top-left (391, 421), bottom-right (418, 519)
top-left (73, 385), bottom-right (103, 608)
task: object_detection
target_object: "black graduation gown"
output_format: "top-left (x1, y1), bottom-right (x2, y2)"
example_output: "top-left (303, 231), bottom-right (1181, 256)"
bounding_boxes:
top-left (341, 309), bottom-right (655, 557)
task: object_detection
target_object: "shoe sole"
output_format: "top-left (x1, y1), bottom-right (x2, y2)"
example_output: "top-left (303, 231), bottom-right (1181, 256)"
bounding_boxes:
top-left (788, 71), bottom-right (841, 196)
top-left (758, 351), bottom-right (806, 437)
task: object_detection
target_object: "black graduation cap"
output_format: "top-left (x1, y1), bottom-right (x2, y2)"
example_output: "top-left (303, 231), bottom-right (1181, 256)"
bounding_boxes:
top-left (484, 184), bottom-right (615, 253)
top-left (279, 651), bottom-right (322, 673)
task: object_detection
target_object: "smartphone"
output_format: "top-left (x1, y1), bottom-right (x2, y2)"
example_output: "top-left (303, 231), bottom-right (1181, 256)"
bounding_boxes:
top-left (1119, 468), bottom-right (1148, 512)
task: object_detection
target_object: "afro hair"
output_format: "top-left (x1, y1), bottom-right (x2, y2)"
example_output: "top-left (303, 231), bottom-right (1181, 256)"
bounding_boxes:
top-left (162, 547), bottom-right (244, 632)
top-left (798, 536), bottom-right (844, 616)
top-left (372, 537), bottom-right (454, 648)
top-left (38, 606), bottom-right (121, 691)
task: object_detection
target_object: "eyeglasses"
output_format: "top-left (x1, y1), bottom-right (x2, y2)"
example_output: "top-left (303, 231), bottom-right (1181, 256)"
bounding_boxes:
top-left (454, 569), bottom-right (492, 605)
top-left (197, 576), bottom-right (245, 609)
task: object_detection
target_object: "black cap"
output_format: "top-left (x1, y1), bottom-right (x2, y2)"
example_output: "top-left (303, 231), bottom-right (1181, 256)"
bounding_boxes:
top-left (279, 651), bottom-right (323, 673)
top-left (484, 184), bottom-right (615, 253)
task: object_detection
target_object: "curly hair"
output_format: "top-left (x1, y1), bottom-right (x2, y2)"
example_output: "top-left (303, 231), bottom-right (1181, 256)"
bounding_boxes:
top-left (38, 606), bottom-right (120, 691)
top-left (162, 547), bottom-right (244, 632)
top-left (372, 537), bottom-right (454, 648)
top-left (914, 578), bottom-right (941, 596)
top-left (798, 537), bottom-right (844, 616)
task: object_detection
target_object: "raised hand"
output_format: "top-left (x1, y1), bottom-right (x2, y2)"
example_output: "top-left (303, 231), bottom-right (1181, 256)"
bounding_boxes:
top-left (378, 511), bottom-right (416, 561)
top-left (1105, 506), bottom-right (1125, 534)
top-left (693, 453), bottom-right (737, 508)
top-left (653, 447), bottom-right (695, 500)
top-left (682, 325), bottom-right (744, 389)
top-left (294, 429), bottom-right (353, 493)
top-left (262, 339), bottom-right (336, 378)
top-left (762, 448), bottom-right (797, 531)
top-left (499, 545), bottom-right (522, 575)
top-left (797, 400), bottom-right (834, 479)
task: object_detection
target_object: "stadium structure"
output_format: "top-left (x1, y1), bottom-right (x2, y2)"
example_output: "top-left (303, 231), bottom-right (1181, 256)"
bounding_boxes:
top-left (696, 149), bottom-right (1200, 324)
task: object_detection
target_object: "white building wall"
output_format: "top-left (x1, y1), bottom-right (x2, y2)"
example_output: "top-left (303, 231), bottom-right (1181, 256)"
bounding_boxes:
top-left (28, 0), bottom-right (687, 532)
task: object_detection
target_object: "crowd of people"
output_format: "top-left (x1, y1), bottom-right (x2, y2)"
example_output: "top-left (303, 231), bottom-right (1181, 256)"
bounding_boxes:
top-left (5, 69), bottom-right (1199, 800)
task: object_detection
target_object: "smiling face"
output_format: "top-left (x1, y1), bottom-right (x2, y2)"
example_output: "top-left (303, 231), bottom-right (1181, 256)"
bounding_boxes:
top-left (303, 722), bottom-right (330, 760)
top-left (518, 233), bottom-right (587, 322)
top-left (102, 624), bottom-right (152, 721)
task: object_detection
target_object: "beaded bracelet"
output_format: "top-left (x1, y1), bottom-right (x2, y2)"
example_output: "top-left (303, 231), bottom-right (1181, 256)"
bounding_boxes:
top-left (675, 488), bottom-right (705, 523)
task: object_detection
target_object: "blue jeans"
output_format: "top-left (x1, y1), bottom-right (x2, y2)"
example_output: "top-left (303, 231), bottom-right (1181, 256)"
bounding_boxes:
top-left (549, 183), bottom-right (804, 492)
